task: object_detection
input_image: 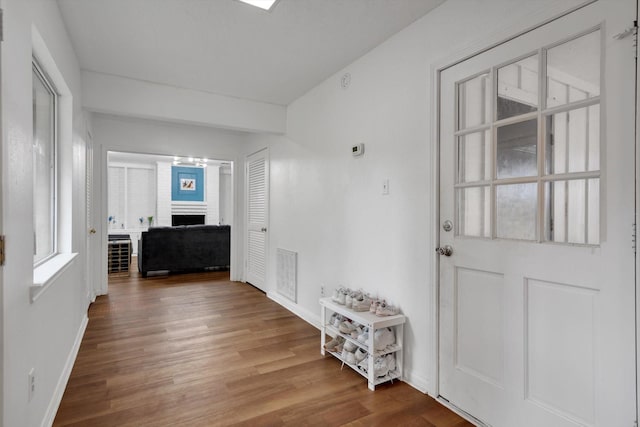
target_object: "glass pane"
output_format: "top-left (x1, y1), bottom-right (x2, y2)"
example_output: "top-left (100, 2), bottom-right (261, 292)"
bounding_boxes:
top-left (457, 186), bottom-right (490, 238)
top-left (497, 119), bottom-right (537, 179)
top-left (497, 55), bottom-right (538, 120)
top-left (457, 130), bottom-right (491, 183)
top-left (545, 181), bottom-right (566, 242)
top-left (545, 105), bottom-right (600, 174)
top-left (545, 179), bottom-right (599, 245)
top-left (496, 183), bottom-right (537, 240)
top-left (458, 73), bottom-right (490, 130)
top-left (567, 179), bottom-right (587, 244)
top-left (546, 31), bottom-right (600, 108)
top-left (587, 178), bottom-right (599, 245)
top-left (33, 68), bottom-right (55, 263)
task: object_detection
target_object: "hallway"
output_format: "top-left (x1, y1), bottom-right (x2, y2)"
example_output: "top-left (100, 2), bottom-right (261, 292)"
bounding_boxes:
top-left (54, 271), bottom-right (472, 426)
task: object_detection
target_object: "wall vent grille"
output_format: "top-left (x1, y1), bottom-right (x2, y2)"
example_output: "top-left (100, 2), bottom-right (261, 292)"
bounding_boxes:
top-left (276, 248), bottom-right (297, 302)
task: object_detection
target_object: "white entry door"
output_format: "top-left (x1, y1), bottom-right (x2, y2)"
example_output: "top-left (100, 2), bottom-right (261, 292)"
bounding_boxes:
top-left (246, 149), bottom-right (269, 291)
top-left (438, 2), bottom-right (636, 426)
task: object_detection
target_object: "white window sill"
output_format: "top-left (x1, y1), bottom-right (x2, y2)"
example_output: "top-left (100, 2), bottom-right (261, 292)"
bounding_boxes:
top-left (31, 253), bottom-right (78, 303)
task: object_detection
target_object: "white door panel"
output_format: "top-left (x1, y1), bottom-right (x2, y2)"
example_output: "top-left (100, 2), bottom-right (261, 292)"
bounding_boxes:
top-left (438, 2), bottom-right (636, 426)
top-left (246, 150), bottom-right (268, 291)
top-left (86, 132), bottom-right (96, 301)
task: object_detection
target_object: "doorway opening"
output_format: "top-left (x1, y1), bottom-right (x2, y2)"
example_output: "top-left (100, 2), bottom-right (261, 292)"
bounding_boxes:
top-left (106, 151), bottom-right (234, 280)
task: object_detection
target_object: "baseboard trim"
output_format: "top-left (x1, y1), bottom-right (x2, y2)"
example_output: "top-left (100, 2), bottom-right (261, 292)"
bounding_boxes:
top-left (402, 371), bottom-right (430, 394)
top-left (266, 292), bottom-right (436, 399)
top-left (41, 314), bottom-right (88, 427)
top-left (266, 291), bottom-right (321, 330)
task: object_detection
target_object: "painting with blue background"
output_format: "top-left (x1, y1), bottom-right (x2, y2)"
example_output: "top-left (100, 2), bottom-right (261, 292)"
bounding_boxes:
top-left (172, 166), bottom-right (205, 202)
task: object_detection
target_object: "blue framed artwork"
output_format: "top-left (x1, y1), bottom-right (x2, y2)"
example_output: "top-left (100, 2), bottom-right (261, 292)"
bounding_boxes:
top-left (172, 166), bottom-right (204, 202)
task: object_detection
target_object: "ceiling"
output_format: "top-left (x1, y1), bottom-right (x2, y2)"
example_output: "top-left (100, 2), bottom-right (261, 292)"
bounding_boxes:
top-left (56, 0), bottom-right (446, 106)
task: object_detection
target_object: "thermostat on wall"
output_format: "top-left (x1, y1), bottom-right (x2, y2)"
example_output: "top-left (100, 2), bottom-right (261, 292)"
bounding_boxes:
top-left (352, 143), bottom-right (364, 157)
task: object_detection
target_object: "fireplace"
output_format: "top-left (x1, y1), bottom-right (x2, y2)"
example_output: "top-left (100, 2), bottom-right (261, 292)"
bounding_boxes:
top-left (172, 214), bottom-right (205, 226)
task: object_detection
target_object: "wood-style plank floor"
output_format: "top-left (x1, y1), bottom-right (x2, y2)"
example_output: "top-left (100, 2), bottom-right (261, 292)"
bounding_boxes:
top-left (54, 267), bottom-right (474, 426)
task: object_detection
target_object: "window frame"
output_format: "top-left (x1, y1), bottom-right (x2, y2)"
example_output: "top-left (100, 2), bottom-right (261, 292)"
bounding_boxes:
top-left (32, 58), bottom-right (59, 266)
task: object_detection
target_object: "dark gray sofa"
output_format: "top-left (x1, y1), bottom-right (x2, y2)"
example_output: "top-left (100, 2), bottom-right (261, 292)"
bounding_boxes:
top-left (138, 225), bottom-right (230, 277)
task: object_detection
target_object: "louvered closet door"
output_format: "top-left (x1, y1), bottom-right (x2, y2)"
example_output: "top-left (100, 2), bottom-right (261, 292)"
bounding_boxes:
top-left (246, 149), bottom-right (268, 291)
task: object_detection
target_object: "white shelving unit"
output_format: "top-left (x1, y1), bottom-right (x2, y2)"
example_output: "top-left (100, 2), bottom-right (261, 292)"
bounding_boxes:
top-left (319, 297), bottom-right (406, 391)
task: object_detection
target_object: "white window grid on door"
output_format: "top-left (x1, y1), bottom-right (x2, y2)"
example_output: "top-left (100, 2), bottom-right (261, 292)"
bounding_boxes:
top-left (453, 26), bottom-right (602, 246)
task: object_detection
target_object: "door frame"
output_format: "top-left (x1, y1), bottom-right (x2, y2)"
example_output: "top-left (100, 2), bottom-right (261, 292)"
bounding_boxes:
top-left (85, 128), bottom-right (99, 302)
top-left (0, 6), bottom-right (4, 422)
top-left (98, 147), bottom-right (238, 288)
top-left (634, 1), bottom-right (640, 422)
top-left (428, 0), bottom-right (638, 421)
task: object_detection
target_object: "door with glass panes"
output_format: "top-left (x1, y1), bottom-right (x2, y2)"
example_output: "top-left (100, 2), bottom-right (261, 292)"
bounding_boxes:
top-left (438, 2), bottom-right (636, 426)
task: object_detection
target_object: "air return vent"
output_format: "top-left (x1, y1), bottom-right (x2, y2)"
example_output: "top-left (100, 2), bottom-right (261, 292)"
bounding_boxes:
top-left (276, 248), bottom-right (297, 302)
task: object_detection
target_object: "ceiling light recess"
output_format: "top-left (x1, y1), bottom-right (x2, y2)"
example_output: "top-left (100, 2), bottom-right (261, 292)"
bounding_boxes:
top-left (236, 0), bottom-right (279, 11)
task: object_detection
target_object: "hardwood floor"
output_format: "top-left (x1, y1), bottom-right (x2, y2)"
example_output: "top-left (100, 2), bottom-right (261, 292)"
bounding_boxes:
top-left (54, 269), bottom-right (474, 426)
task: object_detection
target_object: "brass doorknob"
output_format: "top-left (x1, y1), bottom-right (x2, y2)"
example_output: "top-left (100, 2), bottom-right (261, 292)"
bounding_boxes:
top-left (89, 228), bottom-right (97, 234)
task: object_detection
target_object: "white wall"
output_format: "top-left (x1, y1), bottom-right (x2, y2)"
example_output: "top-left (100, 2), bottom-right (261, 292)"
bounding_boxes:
top-left (244, 0), bottom-right (585, 394)
top-left (83, 70), bottom-right (287, 134)
top-left (91, 114), bottom-right (248, 282)
top-left (157, 162), bottom-right (172, 226)
top-left (206, 165), bottom-right (221, 225)
top-left (108, 157), bottom-right (223, 229)
top-left (1, 1), bottom-right (91, 425)
top-left (219, 165), bottom-right (233, 226)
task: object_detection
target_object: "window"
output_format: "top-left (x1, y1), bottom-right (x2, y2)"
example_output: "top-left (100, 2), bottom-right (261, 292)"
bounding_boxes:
top-left (455, 29), bottom-right (601, 245)
top-left (33, 59), bottom-right (57, 264)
